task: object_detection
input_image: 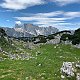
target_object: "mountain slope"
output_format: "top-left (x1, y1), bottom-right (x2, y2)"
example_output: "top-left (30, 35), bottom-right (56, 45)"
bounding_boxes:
top-left (3, 24), bottom-right (59, 37)
top-left (0, 28), bottom-right (80, 80)
top-left (0, 43), bottom-right (80, 80)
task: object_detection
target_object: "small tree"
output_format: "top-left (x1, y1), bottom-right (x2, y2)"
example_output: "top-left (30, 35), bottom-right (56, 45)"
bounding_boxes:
top-left (47, 35), bottom-right (54, 40)
top-left (60, 34), bottom-right (71, 41)
top-left (0, 28), bottom-right (7, 37)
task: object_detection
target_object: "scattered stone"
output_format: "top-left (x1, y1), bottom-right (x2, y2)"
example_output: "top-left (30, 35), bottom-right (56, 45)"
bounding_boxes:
top-left (0, 57), bottom-right (4, 61)
top-left (8, 53), bottom-right (31, 60)
top-left (25, 77), bottom-right (29, 80)
top-left (0, 47), bottom-right (2, 52)
top-left (59, 56), bottom-right (63, 58)
top-left (61, 62), bottom-right (80, 79)
top-left (76, 73), bottom-right (80, 80)
top-left (61, 75), bottom-right (65, 79)
top-left (41, 77), bottom-right (45, 79)
top-left (61, 62), bottom-right (74, 77)
top-left (38, 64), bottom-right (42, 66)
top-left (12, 44), bottom-right (14, 46)
top-left (64, 41), bottom-right (72, 45)
top-left (54, 46), bottom-right (57, 48)
top-left (26, 42), bottom-right (34, 50)
top-left (76, 63), bottom-right (80, 68)
top-left (74, 44), bottom-right (80, 48)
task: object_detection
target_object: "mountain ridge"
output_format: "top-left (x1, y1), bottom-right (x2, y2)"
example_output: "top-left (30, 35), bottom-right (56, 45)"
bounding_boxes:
top-left (2, 23), bottom-right (59, 37)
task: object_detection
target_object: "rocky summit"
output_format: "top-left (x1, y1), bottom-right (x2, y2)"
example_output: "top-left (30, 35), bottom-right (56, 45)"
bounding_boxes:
top-left (2, 24), bottom-right (59, 38)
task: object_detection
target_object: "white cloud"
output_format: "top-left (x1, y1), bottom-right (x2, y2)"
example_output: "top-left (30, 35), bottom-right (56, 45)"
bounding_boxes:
top-left (50, 0), bottom-right (80, 6)
top-left (34, 11), bottom-right (63, 17)
top-left (64, 12), bottom-right (80, 18)
top-left (15, 21), bottom-right (22, 25)
top-left (56, 23), bottom-right (80, 30)
top-left (15, 11), bottom-right (80, 22)
top-left (14, 11), bottom-right (80, 30)
top-left (6, 20), bottom-right (10, 21)
top-left (15, 11), bottom-right (67, 21)
top-left (0, 0), bottom-right (45, 10)
top-left (0, 0), bottom-right (80, 10)
top-left (14, 11), bottom-right (71, 25)
top-left (39, 22), bottom-right (80, 30)
top-left (15, 17), bottom-right (68, 21)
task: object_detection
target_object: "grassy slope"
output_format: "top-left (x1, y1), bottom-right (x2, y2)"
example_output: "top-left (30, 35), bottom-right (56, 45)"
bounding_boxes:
top-left (0, 41), bottom-right (80, 80)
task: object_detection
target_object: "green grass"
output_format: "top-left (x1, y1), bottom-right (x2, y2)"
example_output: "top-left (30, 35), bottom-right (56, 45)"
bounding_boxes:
top-left (0, 41), bottom-right (80, 80)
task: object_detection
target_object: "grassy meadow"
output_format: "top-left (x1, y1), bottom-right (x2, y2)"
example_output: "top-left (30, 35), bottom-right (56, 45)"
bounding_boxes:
top-left (0, 40), bottom-right (80, 80)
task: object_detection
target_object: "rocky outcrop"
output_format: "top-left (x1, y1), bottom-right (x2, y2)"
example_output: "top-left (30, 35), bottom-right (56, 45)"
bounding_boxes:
top-left (46, 30), bottom-right (72, 44)
top-left (46, 38), bottom-right (60, 44)
top-left (60, 62), bottom-right (80, 80)
top-left (61, 62), bottom-right (74, 77)
top-left (2, 24), bottom-right (59, 37)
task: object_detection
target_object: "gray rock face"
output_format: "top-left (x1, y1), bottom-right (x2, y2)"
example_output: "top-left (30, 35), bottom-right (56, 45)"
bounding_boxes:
top-left (46, 38), bottom-right (60, 44)
top-left (74, 44), bottom-right (80, 48)
top-left (2, 24), bottom-right (59, 37)
top-left (61, 62), bottom-right (74, 77)
top-left (3, 27), bottom-right (32, 38)
top-left (61, 62), bottom-right (80, 80)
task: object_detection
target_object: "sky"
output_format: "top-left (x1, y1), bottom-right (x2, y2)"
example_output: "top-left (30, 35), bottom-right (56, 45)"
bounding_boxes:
top-left (0, 0), bottom-right (80, 30)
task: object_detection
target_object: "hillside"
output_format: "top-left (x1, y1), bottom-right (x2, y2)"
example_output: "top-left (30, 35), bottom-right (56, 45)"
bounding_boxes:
top-left (0, 28), bottom-right (80, 80)
top-left (0, 28), bottom-right (35, 61)
top-left (0, 42), bottom-right (80, 80)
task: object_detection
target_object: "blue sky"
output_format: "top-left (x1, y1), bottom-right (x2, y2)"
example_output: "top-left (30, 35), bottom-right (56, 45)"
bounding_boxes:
top-left (0, 0), bottom-right (80, 30)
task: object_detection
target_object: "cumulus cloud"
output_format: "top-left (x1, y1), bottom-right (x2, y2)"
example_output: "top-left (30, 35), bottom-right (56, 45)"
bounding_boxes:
top-left (50, 0), bottom-right (80, 6)
top-left (0, 0), bottom-right (45, 10)
top-left (15, 21), bottom-right (22, 25)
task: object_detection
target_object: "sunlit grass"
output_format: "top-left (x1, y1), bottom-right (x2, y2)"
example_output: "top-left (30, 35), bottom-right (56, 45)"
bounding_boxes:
top-left (0, 40), bottom-right (80, 80)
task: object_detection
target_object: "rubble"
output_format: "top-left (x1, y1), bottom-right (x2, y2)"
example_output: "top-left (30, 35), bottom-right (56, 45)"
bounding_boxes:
top-left (76, 63), bottom-right (80, 68)
top-left (60, 62), bottom-right (80, 80)
top-left (0, 57), bottom-right (4, 61)
top-left (61, 75), bottom-right (65, 79)
top-left (76, 73), bottom-right (80, 80)
top-left (8, 53), bottom-right (31, 60)
top-left (61, 62), bottom-right (74, 77)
